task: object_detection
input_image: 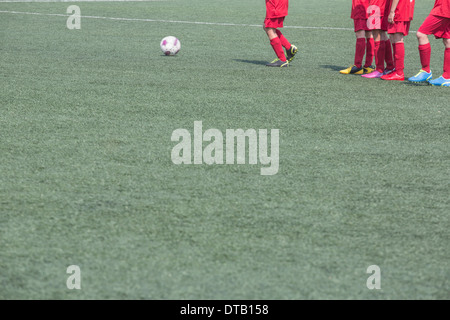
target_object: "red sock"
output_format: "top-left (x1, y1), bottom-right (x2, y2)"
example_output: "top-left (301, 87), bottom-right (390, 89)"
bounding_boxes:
top-left (419, 43), bottom-right (431, 73)
top-left (375, 40), bottom-right (386, 73)
top-left (443, 48), bottom-right (450, 79)
top-left (393, 42), bottom-right (405, 76)
top-left (270, 37), bottom-right (286, 62)
top-left (384, 39), bottom-right (395, 70)
top-left (275, 30), bottom-right (291, 49)
top-left (364, 38), bottom-right (375, 68)
top-left (392, 41), bottom-right (397, 62)
top-left (354, 38), bottom-right (366, 68)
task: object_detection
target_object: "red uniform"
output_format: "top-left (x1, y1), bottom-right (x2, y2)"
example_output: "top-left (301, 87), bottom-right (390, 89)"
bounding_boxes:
top-left (264, 0), bottom-right (292, 64)
top-left (367, 0), bottom-right (389, 30)
top-left (368, 0), bottom-right (388, 16)
top-left (387, 0), bottom-right (415, 21)
top-left (415, 1), bottom-right (450, 79)
top-left (387, 0), bottom-right (415, 35)
top-left (409, 0), bottom-right (416, 20)
top-left (430, 0), bottom-right (450, 18)
top-left (418, 0), bottom-right (450, 39)
top-left (352, 0), bottom-right (370, 31)
top-left (265, 0), bottom-right (289, 28)
top-left (352, 0), bottom-right (369, 19)
top-left (265, 0), bottom-right (289, 18)
top-left (348, 0), bottom-right (375, 69)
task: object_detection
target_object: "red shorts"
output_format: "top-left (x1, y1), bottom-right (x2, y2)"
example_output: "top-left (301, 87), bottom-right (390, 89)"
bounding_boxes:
top-left (387, 21), bottom-right (411, 36)
top-left (367, 15), bottom-right (388, 31)
top-left (354, 19), bottom-right (369, 32)
top-left (264, 17), bottom-right (285, 29)
top-left (418, 14), bottom-right (450, 39)
top-left (381, 16), bottom-right (388, 31)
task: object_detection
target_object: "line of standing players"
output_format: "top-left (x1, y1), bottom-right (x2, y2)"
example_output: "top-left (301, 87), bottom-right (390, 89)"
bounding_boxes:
top-left (263, 0), bottom-right (450, 87)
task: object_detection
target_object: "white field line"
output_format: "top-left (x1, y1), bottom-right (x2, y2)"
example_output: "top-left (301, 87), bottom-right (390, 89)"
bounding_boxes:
top-left (0, 10), bottom-right (354, 31)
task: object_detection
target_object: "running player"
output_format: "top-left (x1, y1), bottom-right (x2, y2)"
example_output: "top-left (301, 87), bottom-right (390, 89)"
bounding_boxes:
top-left (264, 0), bottom-right (298, 67)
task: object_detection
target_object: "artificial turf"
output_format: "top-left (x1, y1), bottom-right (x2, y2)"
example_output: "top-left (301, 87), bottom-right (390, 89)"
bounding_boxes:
top-left (0, 0), bottom-right (449, 300)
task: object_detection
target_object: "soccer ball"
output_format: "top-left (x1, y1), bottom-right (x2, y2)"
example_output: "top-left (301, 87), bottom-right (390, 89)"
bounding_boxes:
top-left (160, 36), bottom-right (181, 56)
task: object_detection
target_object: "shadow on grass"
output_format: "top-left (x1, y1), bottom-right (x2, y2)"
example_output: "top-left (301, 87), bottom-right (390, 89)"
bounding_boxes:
top-left (403, 81), bottom-right (431, 87)
top-left (320, 64), bottom-right (345, 71)
top-left (233, 59), bottom-right (268, 66)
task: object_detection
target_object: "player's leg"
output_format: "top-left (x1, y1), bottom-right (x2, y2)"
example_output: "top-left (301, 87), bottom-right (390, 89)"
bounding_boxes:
top-left (275, 29), bottom-right (298, 62)
top-left (381, 33), bottom-right (405, 80)
top-left (362, 29), bottom-right (384, 78)
top-left (341, 19), bottom-right (368, 74)
top-left (354, 30), bottom-right (366, 70)
top-left (417, 31), bottom-right (430, 46)
top-left (364, 30), bottom-right (375, 73)
top-left (408, 16), bottom-right (435, 83)
top-left (264, 26), bottom-right (279, 41)
top-left (382, 31), bottom-right (395, 73)
top-left (408, 30), bottom-right (433, 82)
top-left (393, 33), bottom-right (405, 77)
top-left (417, 31), bottom-right (432, 72)
top-left (340, 29), bottom-right (365, 74)
top-left (429, 38), bottom-right (450, 86)
top-left (443, 38), bottom-right (450, 79)
top-left (264, 25), bottom-right (288, 67)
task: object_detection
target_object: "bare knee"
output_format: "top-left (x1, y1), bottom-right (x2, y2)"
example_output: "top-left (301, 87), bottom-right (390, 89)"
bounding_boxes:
top-left (416, 31), bottom-right (429, 45)
top-left (391, 33), bottom-right (404, 43)
top-left (355, 30), bottom-right (365, 39)
top-left (264, 27), bottom-right (277, 40)
top-left (417, 31), bottom-right (428, 40)
top-left (444, 38), bottom-right (450, 49)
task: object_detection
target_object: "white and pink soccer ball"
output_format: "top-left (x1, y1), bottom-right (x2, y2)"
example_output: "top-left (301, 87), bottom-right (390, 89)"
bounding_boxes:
top-left (160, 36), bottom-right (181, 56)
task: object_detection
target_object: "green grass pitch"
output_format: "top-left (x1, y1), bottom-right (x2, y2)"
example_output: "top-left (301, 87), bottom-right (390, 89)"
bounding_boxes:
top-left (0, 0), bottom-right (449, 299)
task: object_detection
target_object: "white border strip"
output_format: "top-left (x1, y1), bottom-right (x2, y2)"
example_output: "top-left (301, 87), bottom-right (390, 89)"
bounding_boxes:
top-left (0, 0), bottom-right (167, 2)
top-left (0, 10), bottom-right (353, 31)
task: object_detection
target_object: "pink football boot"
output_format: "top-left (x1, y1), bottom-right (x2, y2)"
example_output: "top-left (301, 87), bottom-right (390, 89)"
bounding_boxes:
top-left (361, 70), bottom-right (383, 78)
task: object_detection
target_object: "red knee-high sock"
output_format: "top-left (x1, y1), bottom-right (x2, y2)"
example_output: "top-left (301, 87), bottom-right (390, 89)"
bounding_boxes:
top-left (354, 38), bottom-right (366, 68)
top-left (275, 30), bottom-right (291, 49)
top-left (270, 37), bottom-right (286, 61)
top-left (364, 38), bottom-right (375, 68)
top-left (385, 39), bottom-right (395, 70)
top-left (393, 42), bottom-right (405, 76)
top-left (443, 48), bottom-right (450, 79)
top-left (392, 41), bottom-right (397, 62)
top-left (419, 43), bottom-right (431, 73)
top-left (375, 40), bottom-right (386, 73)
